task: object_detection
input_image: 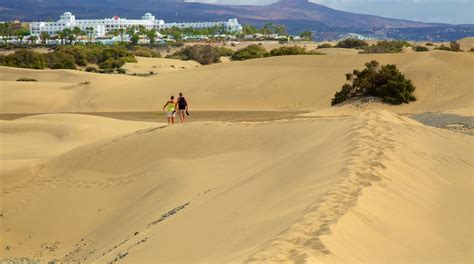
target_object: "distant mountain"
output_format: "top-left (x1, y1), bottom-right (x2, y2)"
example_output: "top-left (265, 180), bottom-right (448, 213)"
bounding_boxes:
top-left (1, 0), bottom-right (472, 41)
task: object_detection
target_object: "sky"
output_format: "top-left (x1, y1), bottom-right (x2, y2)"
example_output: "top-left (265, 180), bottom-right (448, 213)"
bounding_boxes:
top-left (185, 0), bottom-right (474, 24)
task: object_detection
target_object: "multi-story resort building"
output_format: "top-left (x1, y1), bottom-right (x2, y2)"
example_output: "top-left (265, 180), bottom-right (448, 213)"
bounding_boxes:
top-left (29, 12), bottom-right (243, 37)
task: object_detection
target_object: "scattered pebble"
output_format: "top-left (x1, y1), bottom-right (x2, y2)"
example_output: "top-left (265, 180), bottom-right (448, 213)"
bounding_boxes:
top-left (410, 112), bottom-right (473, 135)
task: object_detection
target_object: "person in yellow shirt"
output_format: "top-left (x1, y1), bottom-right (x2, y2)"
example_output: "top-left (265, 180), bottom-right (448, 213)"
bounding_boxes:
top-left (162, 96), bottom-right (177, 125)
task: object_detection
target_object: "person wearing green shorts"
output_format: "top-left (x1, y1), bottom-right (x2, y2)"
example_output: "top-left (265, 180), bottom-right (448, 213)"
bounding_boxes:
top-left (162, 96), bottom-right (177, 125)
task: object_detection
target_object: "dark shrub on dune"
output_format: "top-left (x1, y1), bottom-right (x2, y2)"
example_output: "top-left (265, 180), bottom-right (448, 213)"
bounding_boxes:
top-left (167, 45), bottom-right (220, 65)
top-left (231, 44), bottom-right (268, 61)
top-left (44, 51), bottom-right (77, 69)
top-left (1, 49), bottom-right (46, 69)
top-left (335, 38), bottom-right (369, 49)
top-left (133, 46), bottom-right (161, 58)
top-left (317, 43), bottom-right (333, 49)
top-left (85, 66), bottom-right (97, 72)
top-left (0, 45), bottom-right (137, 71)
top-left (216, 46), bottom-right (235, 57)
top-left (16, 77), bottom-right (37, 81)
top-left (414, 46), bottom-right (429, 52)
top-left (360, 40), bottom-right (411, 54)
top-left (268, 46), bottom-right (325, 56)
top-left (332, 60), bottom-right (416, 106)
top-left (434, 41), bottom-right (462, 52)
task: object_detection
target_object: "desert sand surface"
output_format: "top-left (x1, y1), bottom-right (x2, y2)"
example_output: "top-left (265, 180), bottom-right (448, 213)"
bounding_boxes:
top-left (1, 50), bottom-right (473, 114)
top-left (0, 49), bottom-right (473, 263)
top-left (0, 110), bottom-right (472, 263)
top-left (122, 57), bottom-right (200, 75)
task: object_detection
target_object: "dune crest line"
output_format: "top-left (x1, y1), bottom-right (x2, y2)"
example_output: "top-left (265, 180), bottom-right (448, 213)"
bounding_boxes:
top-left (246, 111), bottom-right (398, 263)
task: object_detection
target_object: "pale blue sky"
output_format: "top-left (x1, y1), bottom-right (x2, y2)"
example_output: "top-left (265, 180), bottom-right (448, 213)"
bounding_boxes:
top-left (185, 0), bottom-right (474, 24)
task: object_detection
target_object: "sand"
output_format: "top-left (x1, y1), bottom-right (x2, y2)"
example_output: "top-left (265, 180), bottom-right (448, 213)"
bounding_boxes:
top-left (1, 50), bottom-right (473, 114)
top-left (0, 110), bottom-right (472, 263)
top-left (122, 57), bottom-right (201, 75)
top-left (0, 50), bottom-right (473, 263)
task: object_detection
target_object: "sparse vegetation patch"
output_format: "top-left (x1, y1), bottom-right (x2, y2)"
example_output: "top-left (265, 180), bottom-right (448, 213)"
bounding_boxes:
top-left (16, 77), bottom-right (38, 82)
top-left (231, 44), bottom-right (268, 61)
top-left (360, 40), bottom-right (411, 54)
top-left (166, 45), bottom-right (220, 65)
top-left (335, 38), bottom-right (369, 49)
top-left (331, 60), bottom-right (416, 106)
top-left (414, 46), bottom-right (429, 52)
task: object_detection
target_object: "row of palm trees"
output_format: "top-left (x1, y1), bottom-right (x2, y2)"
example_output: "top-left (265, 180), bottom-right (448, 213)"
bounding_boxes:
top-left (37, 26), bottom-right (158, 45)
top-left (0, 22), bottom-right (162, 45)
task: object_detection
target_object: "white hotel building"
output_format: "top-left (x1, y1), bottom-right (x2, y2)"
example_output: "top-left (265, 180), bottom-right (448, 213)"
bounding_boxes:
top-left (30, 12), bottom-right (243, 37)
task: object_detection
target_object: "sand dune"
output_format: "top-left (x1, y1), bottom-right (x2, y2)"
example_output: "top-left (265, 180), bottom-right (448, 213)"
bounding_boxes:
top-left (459, 37), bottom-right (474, 51)
top-left (1, 46), bottom-right (473, 263)
top-left (0, 110), bottom-right (472, 263)
top-left (1, 51), bottom-right (473, 114)
top-left (122, 57), bottom-right (201, 75)
top-left (0, 114), bottom-right (157, 189)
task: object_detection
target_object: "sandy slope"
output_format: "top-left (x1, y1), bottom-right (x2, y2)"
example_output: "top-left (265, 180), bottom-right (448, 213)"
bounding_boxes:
top-left (0, 110), bottom-right (472, 263)
top-left (458, 37), bottom-right (474, 51)
top-left (1, 51), bottom-right (473, 114)
top-left (0, 114), bottom-right (158, 190)
top-left (122, 57), bottom-right (200, 75)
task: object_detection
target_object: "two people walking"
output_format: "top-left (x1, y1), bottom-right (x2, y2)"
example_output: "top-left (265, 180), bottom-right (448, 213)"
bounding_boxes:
top-left (162, 92), bottom-right (189, 125)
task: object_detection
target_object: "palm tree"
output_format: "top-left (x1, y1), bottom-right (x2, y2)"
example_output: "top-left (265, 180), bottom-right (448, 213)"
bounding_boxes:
top-left (146, 29), bottom-right (157, 45)
top-left (85, 27), bottom-right (94, 44)
top-left (0, 22), bottom-right (12, 44)
top-left (58, 28), bottom-right (71, 45)
top-left (70, 26), bottom-right (82, 44)
top-left (118, 28), bottom-right (125, 43)
top-left (127, 26), bottom-right (136, 36)
top-left (39, 31), bottom-right (50, 45)
top-left (15, 28), bottom-right (30, 45)
top-left (261, 22), bottom-right (274, 37)
top-left (29, 35), bottom-right (38, 45)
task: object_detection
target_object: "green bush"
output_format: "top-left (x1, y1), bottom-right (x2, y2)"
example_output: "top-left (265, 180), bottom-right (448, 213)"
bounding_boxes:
top-left (85, 66), bottom-right (97, 72)
top-left (434, 42), bottom-right (463, 52)
top-left (44, 51), bottom-right (77, 69)
top-left (99, 58), bottom-right (125, 69)
top-left (0, 45), bottom-right (138, 70)
top-left (449, 41), bottom-right (462, 52)
top-left (96, 68), bottom-right (114, 74)
top-left (435, 45), bottom-right (452, 51)
top-left (231, 44), bottom-right (268, 61)
top-left (216, 46), bottom-right (235, 57)
top-left (335, 38), bottom-right (369, 49)
top-left (414, 46), bottom-right (429, 52)
top-left (117, 68), bottom-right (126, 74)
top-left (317, 43), bottom-right (333, 49)
top-left (331, 60), bottom-right (416, 105)
top-left (268, 46), bottom-right (325, 56)
top-left (57, 46), bottom-right (88, 66)
top-left (16, 77), bottom-right (37, 82)
top-left (426, 42), bottom-right (434, 46)
top-left (134, 46), bottom-right (161, 58)
top-left (1, 49), bottom-right (46, 69)
top-left (167, 45), bottom-right (220, 65)
top-left (470, 48), bottom-right (474, 52)
top-left (360, 40), bottom-right (411, 54)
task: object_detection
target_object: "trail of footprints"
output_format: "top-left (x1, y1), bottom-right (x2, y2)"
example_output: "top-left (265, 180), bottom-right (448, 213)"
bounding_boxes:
top-left (54, 200), bottom-right (194, 264)
top-left (246, 112), bottom-right (396, 263)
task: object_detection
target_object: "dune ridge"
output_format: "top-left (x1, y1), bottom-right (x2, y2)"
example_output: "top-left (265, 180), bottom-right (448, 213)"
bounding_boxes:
top-left (1, 110), bottom-right (472, 263)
